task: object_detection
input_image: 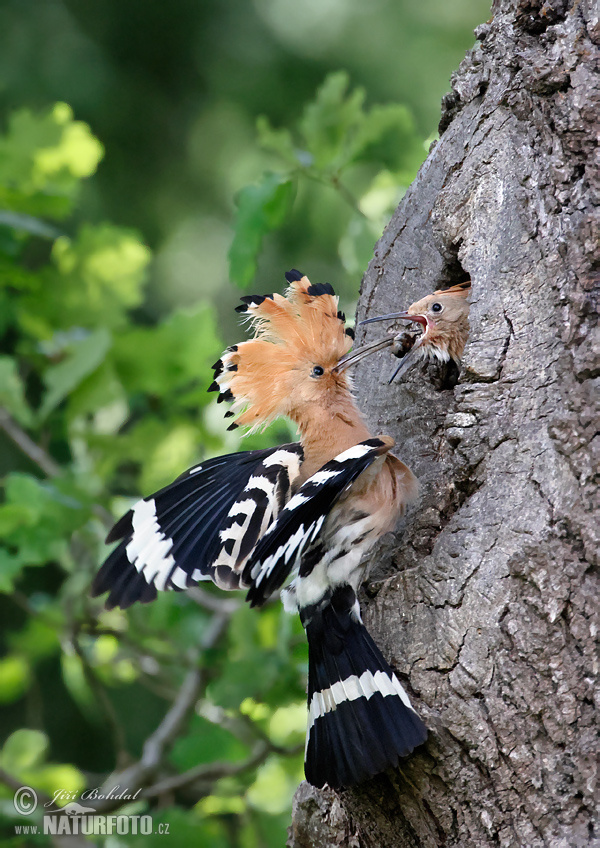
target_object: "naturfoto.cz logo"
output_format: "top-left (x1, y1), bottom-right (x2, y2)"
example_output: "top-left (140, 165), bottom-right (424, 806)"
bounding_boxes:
top-left (12, 786), bottom-right (169, 837)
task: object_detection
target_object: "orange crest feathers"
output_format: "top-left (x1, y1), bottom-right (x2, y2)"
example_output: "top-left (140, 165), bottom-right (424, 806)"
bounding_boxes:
top-left (433, 280), bottom-right (471, 297)
top-left (210, 270), bottom-right (354, 432)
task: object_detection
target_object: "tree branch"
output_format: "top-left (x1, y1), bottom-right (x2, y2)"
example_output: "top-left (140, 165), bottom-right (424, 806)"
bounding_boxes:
top-left (141, 741), bottom-right (271, 799)
top-left (91, 666), bottom-right (204, 813)
top-left (0, 406), bottom-right (61, 477)
top-left (0, 767), bottom-right (51, 804)
top-left (187, 585), bottom-right (241, 614)
top-left (91, 611), bottom-right (232, 813)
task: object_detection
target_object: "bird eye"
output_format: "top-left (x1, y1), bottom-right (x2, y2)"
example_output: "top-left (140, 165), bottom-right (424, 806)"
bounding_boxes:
top-left (311, 365), bottom-right (325, 377)
top-left (430, 302), bottom-right (443, 314)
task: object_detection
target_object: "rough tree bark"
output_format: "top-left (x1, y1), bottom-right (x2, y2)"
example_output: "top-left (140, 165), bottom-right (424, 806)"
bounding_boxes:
top-left (289, 0), bottom-right (598, 846)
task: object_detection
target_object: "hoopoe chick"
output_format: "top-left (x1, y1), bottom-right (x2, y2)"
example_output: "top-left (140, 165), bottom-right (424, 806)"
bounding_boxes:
top-left (92, 269), bottom-right (426, 790)
top-left (337, 280), bottom-right (471, 383)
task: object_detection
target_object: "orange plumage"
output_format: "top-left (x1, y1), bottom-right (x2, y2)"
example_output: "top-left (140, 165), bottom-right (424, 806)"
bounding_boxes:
top-left (94, 268), bottom-right (426, 790)
top-left (212, 275), bottom-right (359, 453)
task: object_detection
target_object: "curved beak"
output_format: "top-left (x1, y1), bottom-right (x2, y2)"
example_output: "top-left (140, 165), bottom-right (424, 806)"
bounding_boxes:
top-left (334, 310), bottom-right (431, 381)
top-left (360, 311), bottom-right (428, 329)
top-left (333, 336), bottom-right (396, 373)
top-left (385, 337), bottom-right (426, 383)
top-left (357, 311), bottom-right (431, 382)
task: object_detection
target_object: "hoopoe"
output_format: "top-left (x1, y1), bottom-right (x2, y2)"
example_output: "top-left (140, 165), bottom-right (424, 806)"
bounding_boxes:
top-left (92, 270), bottom-right (427, 790)
top-left (337, 281), bottom-right (471, 383)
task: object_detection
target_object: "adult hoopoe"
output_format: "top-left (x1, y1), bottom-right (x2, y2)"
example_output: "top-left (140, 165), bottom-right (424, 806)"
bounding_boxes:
top-left (337, 281), bottom-right (471, 383)
top-left (92, 270), bottom-right (427, 790)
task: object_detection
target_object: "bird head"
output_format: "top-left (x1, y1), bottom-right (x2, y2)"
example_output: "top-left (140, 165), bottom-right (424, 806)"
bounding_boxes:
top-left (211, 270), bottom-right (355, 432)
top-left (336, 281), bottom-right (470, 382)
top-left (393, 281), bottom-right (471, 362)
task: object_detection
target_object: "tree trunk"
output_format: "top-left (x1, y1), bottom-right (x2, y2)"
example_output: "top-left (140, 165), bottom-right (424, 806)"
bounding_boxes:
top-left (289, 0), bottom-right (599, 845)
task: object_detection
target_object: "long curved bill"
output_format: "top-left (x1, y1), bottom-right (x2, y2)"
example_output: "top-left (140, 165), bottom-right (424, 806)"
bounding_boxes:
top-left (334, 310), bottom-right (428, 382)
top-left (360, 310), bottom-right (416, 327)
top-left (333, 336), bottom-right (397, 373)
top-left (361, 310), bottom-right (429, 382)
top-left (385, 336), bottom-right (425, 383)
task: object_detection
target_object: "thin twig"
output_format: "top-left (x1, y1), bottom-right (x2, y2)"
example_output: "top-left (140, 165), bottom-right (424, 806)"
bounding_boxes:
top-left (141, 741), bottom-right (271, 798)
top-left (0, 767), bottom-right (51, 801)
top-left (301, 169), bottom-right (368, 219)
top-left (0, 406), bottom-right (61, 477)
top-left (91, 667), bottom-right (204, 812)
top-left (91, 611), bottom-right (233, 813)
top-left (0, 210), bottom-right (64, 240)
top-left (70, 631), bottom-right (129, 765)
top-left (331, 173), bottom-right (368, 218)
top-left (187, 585), bottom-right (241, 614)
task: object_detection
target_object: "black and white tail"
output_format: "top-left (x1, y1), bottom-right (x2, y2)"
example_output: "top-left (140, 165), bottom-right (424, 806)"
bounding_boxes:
top-left (302, 585), bottom-right (427, 789)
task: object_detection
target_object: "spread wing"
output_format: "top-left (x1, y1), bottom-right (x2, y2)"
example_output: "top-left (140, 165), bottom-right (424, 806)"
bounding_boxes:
top-left (92, 444), bottom-right (303, 609)
top-left (243, 439), bottom-right (392, 607)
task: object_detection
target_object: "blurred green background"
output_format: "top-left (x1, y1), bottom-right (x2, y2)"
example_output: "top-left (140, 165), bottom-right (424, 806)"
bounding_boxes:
top-left (0, 1), bottom-right (489, 845)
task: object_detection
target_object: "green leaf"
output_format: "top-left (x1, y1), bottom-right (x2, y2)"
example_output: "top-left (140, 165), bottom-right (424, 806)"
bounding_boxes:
top-left (256, 116), bottom-right (298, 167)
top-left (297, 72), bottom-right (422, 177)
top-left (345, 103), bottom-right (418, 167)
top-left (1, 729), bottom-right (48, 772)
top-left (1, 474), bottom-right (89, 567)
top-left (31, 764), bottom-right (85, 802)
top-left (0, 548), bottom-right (27, 593)
top-left (141, 424), bottom-right (202, 492)
top-left (0, 356), bottom-right (33, 426)
top-left (298, 71), bottom-right (365, 172)
top-left (113, 304), bottom-right (221, 398)
top-left (338, 213), bottom-right (382, 275)
top-left (228, 172), bottom-right (295, 288)
top-left (358, 169), bottom-right (408, 221)
top-left (208, 606), bottom-right (297, 708)
top-left (119, 809), bottom-right (230, 848)
top-left (268, 702), bottom-right (306, 746)
top-left (170, 715), bottom-right (248, 771)
top-left (198, 794), bottom-right (246, 816)
top-left (39, 327), bottom-right (111, 419)
top-left (246, 756), bottom-right (297, 815)
top-left (64, 360), bottom-right (127, 427)
top-left (16, 223), bottom-right (150, 339)
top-left (0, 103), bottom-right (103, 220)
top-left (8, 617), bottom-right (61, 661)
top-left (46, 223), bottom-right (151, 329)
top-left (60, 654), bottom-right (99, 718)
top-left (0, 655), bottom-right (31, 704)
top-left (0, 504), bottom-right (36, 537)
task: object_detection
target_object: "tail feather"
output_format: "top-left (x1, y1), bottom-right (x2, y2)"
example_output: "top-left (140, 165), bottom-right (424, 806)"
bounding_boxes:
top-left (312, 604), bottom-right (393, 783)
top-left (302, 586), bottom-right (427, 789)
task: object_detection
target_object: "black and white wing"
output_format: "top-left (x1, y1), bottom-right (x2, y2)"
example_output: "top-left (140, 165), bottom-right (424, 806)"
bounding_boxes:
top-left (243, 439), bottom-right (391, 607)
top-left (92, 444), bottom-right (303, 609)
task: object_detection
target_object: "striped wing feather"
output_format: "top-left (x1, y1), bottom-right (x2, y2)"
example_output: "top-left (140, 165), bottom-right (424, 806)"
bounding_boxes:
top-left (243, 438), bottom-right (390, 607)
top-left (93, 444), bottom-right (303, 609)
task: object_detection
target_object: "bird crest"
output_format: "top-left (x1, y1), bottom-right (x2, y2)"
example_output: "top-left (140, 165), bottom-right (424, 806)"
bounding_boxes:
top-left (211, 270), bottom-right (353, 432)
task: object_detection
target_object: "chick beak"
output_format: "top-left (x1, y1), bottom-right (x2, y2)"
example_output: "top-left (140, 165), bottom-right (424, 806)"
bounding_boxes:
top-left (334, 311), bottom-right (431, 380)
top-left (359, 311), bottom-right (428, 329)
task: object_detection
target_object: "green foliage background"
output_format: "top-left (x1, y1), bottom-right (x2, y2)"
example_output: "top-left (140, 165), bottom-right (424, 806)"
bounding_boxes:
top-left (0, 2), bottom-right (489, 846)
